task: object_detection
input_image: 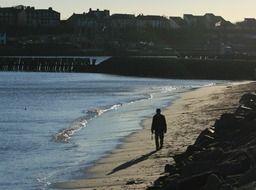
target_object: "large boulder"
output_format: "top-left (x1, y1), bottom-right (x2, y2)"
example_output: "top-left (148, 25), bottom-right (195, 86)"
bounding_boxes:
top-left (203, 174), bottom-right (222, 190)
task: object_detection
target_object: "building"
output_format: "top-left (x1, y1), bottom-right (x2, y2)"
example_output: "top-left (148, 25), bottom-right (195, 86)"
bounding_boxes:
top-left (35, 8), bottom-right (60, 26)
top-left (183, 14), bottom-right (202, 27)
top-left (0, 6), bottom-right (60, 27)
top-left (236, 18), bottom-right (256, 29)
top-left (17, 7), bottom-right (60, 27)
top-left (0, 6), bottom-right (21, 25)
top-left (169, 17), bottom-right (186, 29)
top-left (0, 33), bottom-right (7, 45)
top-left (136, 15), bottom-right (171, 30)
top-left (87, 8), bottom-right (110, 18)
top-left (183, 13), bottom-right (226, 28)
top-left (67, 8), bottom-right (110, 31)
top-left (204, 13), bottom-right (226, 28)
top-left (110, 14), bottom-right (135, 31)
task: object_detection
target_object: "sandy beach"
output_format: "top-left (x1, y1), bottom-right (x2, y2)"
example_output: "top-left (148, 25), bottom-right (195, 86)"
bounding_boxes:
top-left (54, 81), bottom-right (255, 190)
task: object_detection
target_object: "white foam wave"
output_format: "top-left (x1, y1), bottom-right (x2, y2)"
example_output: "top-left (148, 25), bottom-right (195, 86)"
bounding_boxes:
top-left (36, 177), bottom-right (51, 190)
top-left (54, 92), bottom-right (160, 143)
top-left (54, 104), bottom-right (122, 143)
top-left (54, 119), bottom-right (87, 143)
top-left (202, 82), bottom-right (216, 87)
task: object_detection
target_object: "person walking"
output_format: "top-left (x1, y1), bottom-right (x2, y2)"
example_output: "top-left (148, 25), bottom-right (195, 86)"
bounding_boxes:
top-left (151, 108), bottom-right (167, 150)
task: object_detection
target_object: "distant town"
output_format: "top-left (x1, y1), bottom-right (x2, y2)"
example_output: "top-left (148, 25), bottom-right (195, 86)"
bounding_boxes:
top-left (1, 5), bottom-right (256, 56)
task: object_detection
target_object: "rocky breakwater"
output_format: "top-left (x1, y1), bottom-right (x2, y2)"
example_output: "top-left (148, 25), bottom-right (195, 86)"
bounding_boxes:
top-left (149, 93), bottom-right (256, 190)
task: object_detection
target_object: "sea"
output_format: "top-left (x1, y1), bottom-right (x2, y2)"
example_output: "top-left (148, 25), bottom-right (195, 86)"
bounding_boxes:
top-left (0, 72), bottom-right (224, 190)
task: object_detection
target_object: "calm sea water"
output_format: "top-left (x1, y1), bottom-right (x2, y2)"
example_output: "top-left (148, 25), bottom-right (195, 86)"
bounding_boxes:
top-left (0, 72), bottom-right (223, 190)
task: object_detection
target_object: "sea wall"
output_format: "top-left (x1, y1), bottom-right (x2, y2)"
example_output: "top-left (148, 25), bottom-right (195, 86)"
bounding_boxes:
top-left (1, 55), bottom-right (256, 80)
top-left (97, 56), bottom-right (256, 80)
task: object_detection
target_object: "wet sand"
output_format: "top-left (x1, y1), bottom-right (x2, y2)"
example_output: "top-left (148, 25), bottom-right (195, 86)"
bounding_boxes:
top-left (54, 81), bottom-right (254, 190)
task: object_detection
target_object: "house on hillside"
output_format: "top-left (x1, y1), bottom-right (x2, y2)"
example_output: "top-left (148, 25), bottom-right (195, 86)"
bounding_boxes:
top-left (236, 18), bottom-right (256, 29)
top-left (67, 8), bottom-right (110, 32)
top-left (204, 13), bottom-right (225, 27)
top-left (169, 17), bottom-right (186, 29)
top-left (183, 14), bottom-right (202, 27)
top-left (17, 6), bottom-right (60, 27)
top-left (183, 13), bottom-right (228, 28)
top-left (0, 5), bottom-right (60, 27)
top-left (110, 14), bottom-right (135, 31)
top-left (35, 8), bottom-right (60, 27)
top-left (0, 6), bottom-right (21, 26)
top-left (136, 15), bottom-right (171, 30)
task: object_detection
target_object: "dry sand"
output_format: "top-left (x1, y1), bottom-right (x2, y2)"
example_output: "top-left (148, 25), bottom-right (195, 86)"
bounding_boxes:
top-left (54, 81), bottom-right (255, 190)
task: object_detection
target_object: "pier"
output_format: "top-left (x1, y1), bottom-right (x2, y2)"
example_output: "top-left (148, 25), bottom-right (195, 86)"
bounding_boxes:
top-left (0, 56), bottom-right (111, 72)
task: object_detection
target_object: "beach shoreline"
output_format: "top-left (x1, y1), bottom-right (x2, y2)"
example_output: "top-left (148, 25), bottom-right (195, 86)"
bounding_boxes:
top-left (53, 81), bottom-right (254, 190)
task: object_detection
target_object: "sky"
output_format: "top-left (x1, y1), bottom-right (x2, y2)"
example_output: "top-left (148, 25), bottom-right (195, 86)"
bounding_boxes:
top-left (0, 0), bottom-right (255, 23)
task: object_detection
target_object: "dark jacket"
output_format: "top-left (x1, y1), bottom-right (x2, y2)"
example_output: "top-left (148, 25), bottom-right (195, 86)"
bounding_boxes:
top-left (151, 113), bottom-right (167, 134)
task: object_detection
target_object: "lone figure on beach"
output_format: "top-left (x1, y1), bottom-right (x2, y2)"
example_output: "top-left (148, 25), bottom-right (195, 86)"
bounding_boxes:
top-left (151, 108), bottom-right (167, 150)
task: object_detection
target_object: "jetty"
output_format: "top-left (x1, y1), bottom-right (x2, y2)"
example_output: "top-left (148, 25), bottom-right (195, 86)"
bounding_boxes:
top-left (0, 56), bottom-right (111, 72)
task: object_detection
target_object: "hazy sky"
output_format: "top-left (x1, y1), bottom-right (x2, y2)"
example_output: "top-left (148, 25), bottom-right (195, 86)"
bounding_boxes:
top-left (0, 0), bottom-right (254, 22)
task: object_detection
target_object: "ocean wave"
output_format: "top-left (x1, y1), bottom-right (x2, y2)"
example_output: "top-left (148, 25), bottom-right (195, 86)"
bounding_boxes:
top-left (54, 92), bottom-right (159, 143)
top-left (54, 104), bottom-right (122, 143)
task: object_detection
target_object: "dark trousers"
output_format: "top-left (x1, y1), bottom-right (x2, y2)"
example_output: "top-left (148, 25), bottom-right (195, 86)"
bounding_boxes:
top-left (155, 132), bottom-right (164, 149)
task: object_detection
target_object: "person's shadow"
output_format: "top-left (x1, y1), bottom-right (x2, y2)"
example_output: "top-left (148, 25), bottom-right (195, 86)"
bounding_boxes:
top-left (107, 150), bottom-right (157, 175)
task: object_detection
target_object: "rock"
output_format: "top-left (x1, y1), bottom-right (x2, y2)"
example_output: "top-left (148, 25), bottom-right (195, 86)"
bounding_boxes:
top-left (238, 168), bottom-right (256, 187)
top-left (177, 171), bottom-right (213, 190)
top-left (180, 161), bottom-right (216, 177)
top-left (173, 145), bottom-right (201, 165)
top-left (214, 113), bottom-right (238, 135)
top-left (203, 174), bottom-right (222, 190)
top-left (218, 151), bottom-right (251, 177)
top-left (164, 164), bottom-right (179, 175)
top-left (194, 128), bottom-right (215, 148)
top-left (185, 145), bottom-right (202, 155)
top-left (239, 93), bottom-right (256, 107)
top-left (151, 175), bottom-right (177, 189)
top-left (220, 184), bottom-right (233, 190)
top-left (126, 178), bottom-right (144, 185)
top-left (192, 147), bottom-right (225, 161)
top-left (236, 181), bottom-right (256, 190)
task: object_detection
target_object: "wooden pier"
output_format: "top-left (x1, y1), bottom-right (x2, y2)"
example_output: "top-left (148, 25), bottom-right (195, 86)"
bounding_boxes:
top-left (0, 56), bottom-right (111, 72)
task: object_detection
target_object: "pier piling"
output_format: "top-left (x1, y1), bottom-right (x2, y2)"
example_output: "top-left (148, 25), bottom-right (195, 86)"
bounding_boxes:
top-left (0, 56), bottom-right (111, 72)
